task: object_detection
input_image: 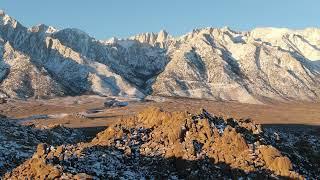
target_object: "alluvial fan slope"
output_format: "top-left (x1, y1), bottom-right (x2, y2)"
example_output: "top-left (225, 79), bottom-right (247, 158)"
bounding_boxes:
top-left (0, 10), bottom-right (320, 103)
top-left (5, 108), bottom-right (316, 179)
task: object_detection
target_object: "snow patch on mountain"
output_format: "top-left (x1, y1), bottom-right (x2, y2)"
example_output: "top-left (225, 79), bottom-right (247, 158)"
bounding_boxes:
top-left (0, 11), bottom-right (319, 103)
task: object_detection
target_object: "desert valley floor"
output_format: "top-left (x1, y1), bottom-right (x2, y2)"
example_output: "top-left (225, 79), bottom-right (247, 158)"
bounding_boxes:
top-left (1, 95), bottom-right (319, 128)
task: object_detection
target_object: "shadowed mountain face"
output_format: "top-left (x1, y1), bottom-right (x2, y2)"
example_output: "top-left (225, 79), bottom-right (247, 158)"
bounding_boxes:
top-left (0, 11), bottom-right (320, 103)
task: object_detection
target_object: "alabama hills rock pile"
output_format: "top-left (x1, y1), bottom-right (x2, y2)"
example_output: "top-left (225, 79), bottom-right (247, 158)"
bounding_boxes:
top-left (4, 107), bottom-right (314, 179)
top-left (264, 125), bottom-right (320, 178)
top-left (0, 117), bottom-right (89, 176)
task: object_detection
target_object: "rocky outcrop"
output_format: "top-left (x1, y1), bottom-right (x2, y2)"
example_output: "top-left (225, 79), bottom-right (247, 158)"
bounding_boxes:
top-left (4, 108), bottom-right (307, 179)
top-left (0, 117), bottom-right (90, 175)
top-left (0, 98), bottom-right (6, 104)
top-left (263, 125), bottom-right (320, 178)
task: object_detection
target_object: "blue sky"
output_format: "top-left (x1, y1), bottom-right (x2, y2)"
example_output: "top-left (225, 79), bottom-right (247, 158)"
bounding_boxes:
top-left (0, 0), bottom-right (319, 39)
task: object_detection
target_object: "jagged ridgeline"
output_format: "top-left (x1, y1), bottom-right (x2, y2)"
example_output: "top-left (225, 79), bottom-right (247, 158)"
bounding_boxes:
top-left (0, 10), bottom-right (320, 103)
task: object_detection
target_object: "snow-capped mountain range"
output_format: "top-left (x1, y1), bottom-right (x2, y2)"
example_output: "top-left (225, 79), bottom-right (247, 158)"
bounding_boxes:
top-left (0, 10), bottom-right (319, 103)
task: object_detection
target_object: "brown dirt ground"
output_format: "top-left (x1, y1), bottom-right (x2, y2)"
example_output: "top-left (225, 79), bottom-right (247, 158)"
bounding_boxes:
top-left (0, 96), bottom-right (319, 128)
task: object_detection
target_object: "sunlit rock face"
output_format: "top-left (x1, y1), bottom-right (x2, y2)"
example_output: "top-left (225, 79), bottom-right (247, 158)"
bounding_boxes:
top-left (0, 11), bottom-right (320, 103)
top-left (151, 27), bottom-right (320, 104)
top-left (4, 108), bottom-right (310, 179)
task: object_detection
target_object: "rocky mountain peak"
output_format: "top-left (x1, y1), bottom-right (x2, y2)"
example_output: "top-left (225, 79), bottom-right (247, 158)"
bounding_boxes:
top-left (29, 24), bottom-right (58, 34)
top-left (157, 29), bottom-right (169, 41)
top-left (0, 11), bottom-right (22, 30)
top-left (0, 12), bottom-right (15, 27)
top-left (0, 10), bottom-right (5, 16)
top-left (0, 12), bottom-right (319, 103)
top-left (129, 30), bottom-right (171, 46)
